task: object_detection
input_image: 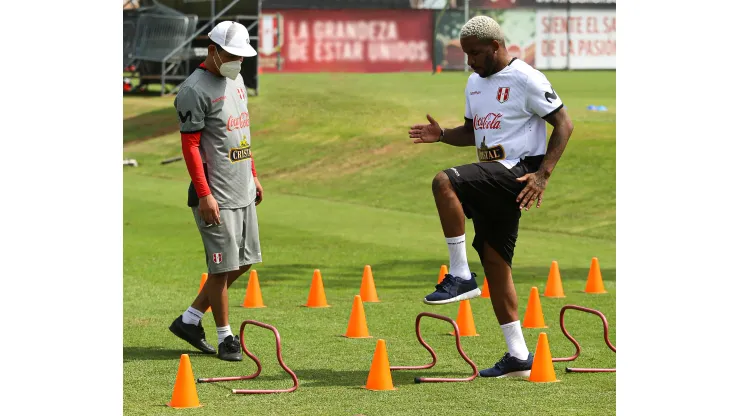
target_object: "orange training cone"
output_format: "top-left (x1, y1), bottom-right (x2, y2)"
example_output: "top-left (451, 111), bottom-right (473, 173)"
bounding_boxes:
top-left (522, 287), bottom-right (547, 328)
top-left (449, 299), bottom-right (479, 336)
top-left (304, 269), bottom-right (330, 307)
top-left (198, 273), bottom-right (211, 313)
top-left (544, 261), bottom-right (565, 298)
top-left (528, 333), bottom-right (559, 383)
top-left (344, 295), bottom-right (372, 338)
top-left (585, 257), bottom-right (607, 294)
top-left (481, 278), bottom-right (490, 298)
top-left (242, 269), bottom-right (266, 308)
top-left (435, 65), bottom-right (442, 73)
top-left (167, 354), bottom-right (201, 408)
top-left (364, 339), bottom-right (396, 391)
top-left (360, 265), bottom-right (380, 302)
top-left (437, 265), bottom-right (448, 284)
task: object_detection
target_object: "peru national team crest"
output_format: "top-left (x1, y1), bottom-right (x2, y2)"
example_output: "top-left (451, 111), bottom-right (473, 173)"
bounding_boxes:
top-left (497, 87), bottom-right (510, 104)
top-left (212, 253), bottom-right (223, 264)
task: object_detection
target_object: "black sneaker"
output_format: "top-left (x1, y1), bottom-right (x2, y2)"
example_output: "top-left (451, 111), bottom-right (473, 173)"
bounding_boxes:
top-left (218, 335), bottom-right (243, 362)
top-left (479, 352), bottom-right (534, 378)
top-left (423, 273), bottom-right (482, 305)
top-left (169, 315), bottom-right (217, 354)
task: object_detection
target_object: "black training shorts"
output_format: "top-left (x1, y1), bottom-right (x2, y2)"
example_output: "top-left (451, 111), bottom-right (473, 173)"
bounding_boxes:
top-left (443, 155), bottom-right (544, 267)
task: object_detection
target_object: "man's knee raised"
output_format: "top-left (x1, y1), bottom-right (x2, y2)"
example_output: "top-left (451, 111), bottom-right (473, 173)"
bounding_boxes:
top-left (432, 171), bottom-right (451, 195)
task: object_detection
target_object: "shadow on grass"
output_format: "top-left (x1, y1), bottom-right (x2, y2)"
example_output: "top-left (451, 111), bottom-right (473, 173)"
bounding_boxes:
top-left (189, 368), bottom-right (369, 389)
top-left (190, 368), bottom-right (371, 388)
top-left (123, 347), bottom-right (212, 362)
top-left (124, 107), bottom-right (178, 143)
top-left (292, 368), bottom-right (482, 388)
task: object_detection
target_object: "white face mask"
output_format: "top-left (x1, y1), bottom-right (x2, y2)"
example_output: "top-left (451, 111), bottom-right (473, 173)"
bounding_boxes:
top-left (214, 50), bottom-right (241, 80)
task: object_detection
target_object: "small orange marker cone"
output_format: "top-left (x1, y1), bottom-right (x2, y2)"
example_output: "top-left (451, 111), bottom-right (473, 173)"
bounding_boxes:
top-left (199, 273), bottom-right (207, 292)
top-left (364, 339), bottom-right (396, 391)
top-left (544, 261), bottom-right (565, 298)
top-left (344, 295), bottom-right (372, 338)
top-left (449, 299), bottom-right (479, 336)
top-left (360, 265), bottom-right (380, 303)
top-left (304, 269), bottom-right (330, 308)
top-left (528, 333), bottom-right (559, 383)
top-left (481, 278), bottom-right (490, 298)
top-left (167, 354), bottom-right (202, 408)
top-left (585, 257), bottom-right (607, 294)
top-left (437, 265), bottom-right (448, 284)
top-left (522, 287), bottom-right (547, 328)
top-left (198, 273), bottom-right (211, 313)
top-left (435, 65), bottom-right (442, 73)
top-left (242, 270), bottom-right (266, 308)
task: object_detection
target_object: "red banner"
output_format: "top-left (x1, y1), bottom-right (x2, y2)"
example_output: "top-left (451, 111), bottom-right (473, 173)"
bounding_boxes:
top-left (259, 9), bottom-right (433, 73)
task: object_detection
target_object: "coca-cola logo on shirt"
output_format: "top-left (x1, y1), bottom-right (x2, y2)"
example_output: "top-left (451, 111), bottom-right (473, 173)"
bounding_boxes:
top-left (227, 112), bottom-right (250, 131)
top-left (473, 112), bottom-right (503, 130)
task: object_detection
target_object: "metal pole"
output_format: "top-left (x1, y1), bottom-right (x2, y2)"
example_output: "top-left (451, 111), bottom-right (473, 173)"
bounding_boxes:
top-left (161, 0), bottom-right (242, 95)
top-left (464, 0), bottom-right (469, 73)
top-left (566, 0), bottom-right (571, 70)
top-left (256, 0), bottom-right (261, 96)
top-left (211, 0), bottom-right (216, 29)
top-left (162, 0), bottom-right (242, 63)
top-left (161, 61), bottom-right (166, 95)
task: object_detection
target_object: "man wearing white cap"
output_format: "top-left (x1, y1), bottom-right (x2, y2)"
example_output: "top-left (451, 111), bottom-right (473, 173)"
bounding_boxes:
top-left (169, 21), bottom-right (262, 362)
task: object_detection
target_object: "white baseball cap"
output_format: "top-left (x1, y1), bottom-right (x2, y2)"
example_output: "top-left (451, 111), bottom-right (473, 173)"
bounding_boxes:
top-left (207, 21), bottom-right (257, 57)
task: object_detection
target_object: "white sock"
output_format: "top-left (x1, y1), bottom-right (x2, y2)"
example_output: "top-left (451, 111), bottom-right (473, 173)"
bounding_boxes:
top-left (182, 307), bottom-right (204, 325)
top-left (501, 321), bottom-right (529, 360)
top-left (446, 235), bottom-right (472, 280)
top-left (217, 325), bottom-right (234, 345)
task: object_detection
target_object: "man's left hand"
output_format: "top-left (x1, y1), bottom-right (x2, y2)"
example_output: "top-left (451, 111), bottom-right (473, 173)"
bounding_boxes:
top-left (516, 171), bottom-right (549, 211)
top-left (254, 177), bottom-right (264, 205)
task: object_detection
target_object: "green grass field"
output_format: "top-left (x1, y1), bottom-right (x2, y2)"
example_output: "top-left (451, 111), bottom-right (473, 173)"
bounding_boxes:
top-left (123, 71), bottom-right (616, 415)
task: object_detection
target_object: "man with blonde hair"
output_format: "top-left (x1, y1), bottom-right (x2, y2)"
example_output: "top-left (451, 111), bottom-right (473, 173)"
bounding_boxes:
top-left (409, 15), bottom-right (574, 377)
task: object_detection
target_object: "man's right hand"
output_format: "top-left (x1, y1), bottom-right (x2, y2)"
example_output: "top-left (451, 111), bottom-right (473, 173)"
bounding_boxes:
top-left (199, 194), bottom-right (221, 225)
top-left (409, 114), bottom-right (443, 144)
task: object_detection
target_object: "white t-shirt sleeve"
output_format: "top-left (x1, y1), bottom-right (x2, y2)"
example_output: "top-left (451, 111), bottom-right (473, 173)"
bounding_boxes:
top-left (526, 72), bottom-right (564, 118)
top-left (464, 84), bottom-right (473, 119)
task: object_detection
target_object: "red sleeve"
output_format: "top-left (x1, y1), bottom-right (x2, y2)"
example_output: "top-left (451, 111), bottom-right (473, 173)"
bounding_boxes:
top-left (181, 132), bottom-right (211, 198)
top-left (251, 156), bottom-right (257, 177)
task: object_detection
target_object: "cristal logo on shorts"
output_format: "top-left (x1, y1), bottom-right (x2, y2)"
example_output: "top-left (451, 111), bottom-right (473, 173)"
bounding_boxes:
top-left (213, 253), bottom-right (223, 264)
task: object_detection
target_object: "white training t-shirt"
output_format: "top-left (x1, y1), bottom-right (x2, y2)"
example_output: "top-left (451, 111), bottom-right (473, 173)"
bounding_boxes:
top-left (464, 58), bottom-right (564, 169)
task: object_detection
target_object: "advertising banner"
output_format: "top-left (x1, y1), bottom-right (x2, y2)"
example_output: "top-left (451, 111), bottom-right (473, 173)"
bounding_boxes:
top-left (259, 9), bottom-right (433, 72)
top-left (434, 8), bottom-right (537, 70)
top-left (468, 0), bottom-right (615, 9)
top-left (535, 8), bottom-right (616, 69)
